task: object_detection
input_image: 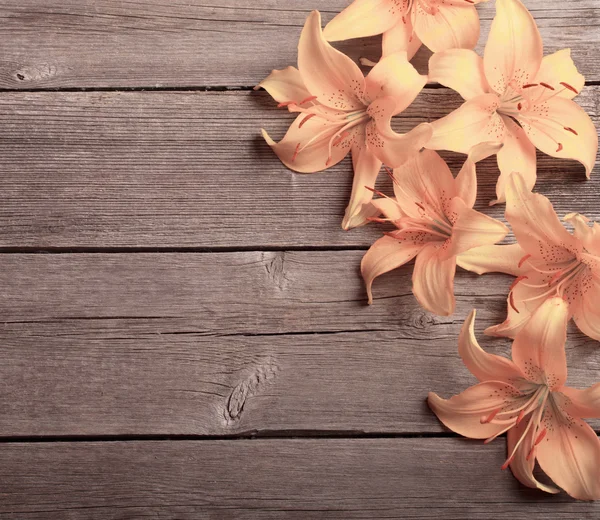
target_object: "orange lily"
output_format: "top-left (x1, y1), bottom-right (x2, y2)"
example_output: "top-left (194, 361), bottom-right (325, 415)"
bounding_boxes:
top-left (429, 297), bottom-right (600, 500)
top-left (258, 11), bottom-right (431, 229)
top-left (323, 0), bottom-right (487, 61)
top-left (427, 0), bottom-right (598, 203)
top-left (361, 144), bottom-right (508, 315)
top-left (458, 172), bottom-right (600, 342)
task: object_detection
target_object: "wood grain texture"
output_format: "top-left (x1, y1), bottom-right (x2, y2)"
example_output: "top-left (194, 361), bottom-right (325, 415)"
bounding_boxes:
top-left (1, 88), bottom-right (598, 248)
top-left (1, 438), bottom-right (600, 519)
top-left (0, 1), bottom-right (598, 88)
top-left (1, 252), bottom-right (599, 436)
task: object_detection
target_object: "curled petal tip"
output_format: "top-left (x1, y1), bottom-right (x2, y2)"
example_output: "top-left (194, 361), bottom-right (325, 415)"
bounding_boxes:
top-left (260, 128), bottom-right (276, 146)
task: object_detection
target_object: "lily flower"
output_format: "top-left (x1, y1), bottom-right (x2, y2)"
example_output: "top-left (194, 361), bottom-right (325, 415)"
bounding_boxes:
top-left (457, 172), bottom-right (600, 341)
top-left (428, 297), bottom-right (600, 500)
top-left (361, 144), bottom-right (508, 315)
top-left (323, 0), bottom-right (488, 61)
top-left (257, 11), bottom-right (432, 230)
top-left (426, 0), bottom-right (598, 203)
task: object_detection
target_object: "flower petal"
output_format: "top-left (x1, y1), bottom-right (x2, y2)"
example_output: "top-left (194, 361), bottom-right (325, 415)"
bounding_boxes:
top-left (458, 310), bottom-right (524, 384)
top-left (505, 172), bottom-right (580, 263)
top-left (371, 197), bottom-right (404, 222)
top-left (560, 384), bottom-right (600, 419)
top-left (485, 268), bottom-right (551, 339)
top-left (366, 97), bottom-right (432, 167)
top-left (494, 116), bottom-right (537, 204)
top-left (429, 49), bottom-right (490, 101)
top-left (536, 408), bottom-right (600, 500)
top-left (427, 381), bottom-right (523, 439)
top-left (507, 415), bottom-right (560, 494)
top-left (261, 112), bottom-right (354, 173)
top-left (533, 49), bottom-right (585, 102)
top-left (427, 94), bottom-right (505, 154)
top-left (382, 18), bottom-right (422, 59)
top-left (412, 242), bottom-right (456, 316)
top-left (517, 96), bottom-right (598, 178)
top-left (299, 11), bottom-right (365, 111)
top-left (444, 198), bottom-right (509, 258)
top-left (413, 2), bottom-right (480, 54)
top-left (323, 0), bottom-right (400, 42)
top-left (364, 52), bottom-right (427, 113)
top-left (343, 142), bottom-right (383, 230)
top-left (511, 296), bottom-right (569, 389)
top-left (255, 66), bottom-right (312, 105)
top-left (483, 0), bottom-right (543, 95)
top-left (455, 142), bottom-right (504, 208)
top-left (361, 235), bottom-right (423, 304)
top-left (572, 275), bottom-right (600, 342)
top-left (390, 149), bottom-right (455, 220)
top-left (456, 243), bottom-right (527, 276)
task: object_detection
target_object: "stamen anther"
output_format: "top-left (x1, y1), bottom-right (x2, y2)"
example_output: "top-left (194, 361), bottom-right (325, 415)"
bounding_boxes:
top-left (298, 96), bottom-right (318, 105)
top-left (535, 428), bottom-right (547, 446)
top-left (560, 82), bottom-right (579, 94)
top-left (501, 454), bottom-right (515, 470)
top-left (481, 408), bottom-right (500, 424)
top-left (509, 292), bottom-right (519, 314)
top-left (522, 83), bottom-right (538, 89)
top-left (516, 409), bottom-right (526, 425)
top-left (277, 101), bottom-right (296, 109)
top-left (564, 127), bottom-right (578, 136)
top-left (517, 102), bottom-right (522, 111)
top-left (332, 131), bottom-right (350, 147)
top-left (292, 143), bottom-right (301, 162)
top-left (518, 254), bottom-right (532, 268)
top-left (415, 202), bottom-right (426, 212)
top-left (556, 143), bottom-right (563, 152)
top-left (510, 275), bottom-right (528, 291)
top-left (540, 82), bottom-right (555, 90)
top-left (365, 186), bottom-right (387, 198)
top-left (298, 113), bottom-right (316, 128)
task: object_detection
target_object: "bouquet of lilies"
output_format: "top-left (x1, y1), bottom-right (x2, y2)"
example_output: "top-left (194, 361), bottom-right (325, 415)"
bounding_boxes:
top-left (256, 0), bottom-right (600, 500)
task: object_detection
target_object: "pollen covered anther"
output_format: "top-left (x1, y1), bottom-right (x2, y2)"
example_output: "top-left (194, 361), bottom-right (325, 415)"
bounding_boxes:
top-left (560, 82), bottom-right (579, 94)
top-left (299, 113), bottom-right (317, 128)
top-left (564, 127), bottom-right (578, 136)
top-left (556, 143), bottom-right (564, 152)
top-left (539, 82), bottom-right (554, 90)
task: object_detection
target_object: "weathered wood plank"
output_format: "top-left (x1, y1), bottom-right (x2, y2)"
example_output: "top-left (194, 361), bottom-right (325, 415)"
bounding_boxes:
top-left (1, 438), bottom-right (599, 518)
top-left (0, 88), bottom-right (598, 248)
top-left (0, 1), bottom-right (598, 88)
top-left (1, 252), bottom-right (598, 436)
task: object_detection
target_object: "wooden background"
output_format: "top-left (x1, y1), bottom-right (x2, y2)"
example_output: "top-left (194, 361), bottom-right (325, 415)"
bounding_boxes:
top-left (0, 0), bottom-right (599, 517)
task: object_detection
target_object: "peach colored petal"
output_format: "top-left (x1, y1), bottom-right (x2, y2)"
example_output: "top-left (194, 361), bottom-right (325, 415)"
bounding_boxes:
top-left (382, 18), bottom-right (422, 60)
top-left (483, 0), bottom-right (543, 95)
top-left (444, 198), bottom-right (509, 259)
top-left (412, 243), bottom-right (456, 316)
top-left (505, 173), bottom-right (580, 263)
top-left (361, 235), bottom-right (423, 304)
top-left (261, 112), bottom-right (354, 173)
top-left (371, 198), bottom-right (404, 222)
top-left (342, 142), bottom-right (383, 230)
top-left (511, 297), bottom-right (569, 389)
top-left (391, 149), bottom-right (455, 220)
top-left (484, 268), bottom-right (550, 339)
top-left (456, 243), bottom-right (527, 276)
top-left (494, 116), bottom-right (537, 204)
top-left (536, 407), bottom-right (600, 500)
top-left (517, 97), bottom-right (598, 179)
top-left (532, 49), bottom-right (585, 102)
top-left (560, 384), bottom-right (600, 419)
top-left (507, 415), bottom-right (560, 494)
top-left (427, 94), bottom-right (505, 154)
top-left (455, 142), bottom-right (504, 208)
top-left (413, 1), bottom-right (480, 54)
top-left (427, 382), bottom-right (522, 439)
top-left (572, 275), bottom-right (600, 342)
top-left (564, 213), bottom-right (597, 250)
top-left (428, 49), bottom-right (490, 101)
top-left (366, 97), bottom-right (432, 167)
top-left (323, 0), bottom-right (401, 43)
top-left (458, 310), bottom-right (524, 384)
top-left (364, 52), bottom-right (427, 113)
top-left (255, 66), bottom-right (312, 105)
top-left (299, 11), bottom-right (365, 111)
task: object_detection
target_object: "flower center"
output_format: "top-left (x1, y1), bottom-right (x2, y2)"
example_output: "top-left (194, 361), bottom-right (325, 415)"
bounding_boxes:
top-left (481, 384), bottom-right (550, 469)
top-left (398, 200), bottom-right (453, 241)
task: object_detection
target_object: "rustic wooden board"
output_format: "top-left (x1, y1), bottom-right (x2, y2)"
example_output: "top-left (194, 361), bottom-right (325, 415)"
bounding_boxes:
top-left (0, 88), bottom-right (598, 249)
top-left (1, 438), bottom-right (599, 519)
top-left (0, 1), bottom-right (598, 88)
top-left (1, 252), bottom-right (598, 436)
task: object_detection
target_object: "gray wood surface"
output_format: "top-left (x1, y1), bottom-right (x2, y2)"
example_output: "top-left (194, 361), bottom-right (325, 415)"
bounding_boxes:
top-left (0, 0), bottom-right (598, 88)
top-left (0, 88), bottom-right (598, 248)
top-left (1, 439), bottom-right (599, 519)
top-left (0, 252), bottom-right (598, 436)
top-left (1, 0), bottom-right (600, 515)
